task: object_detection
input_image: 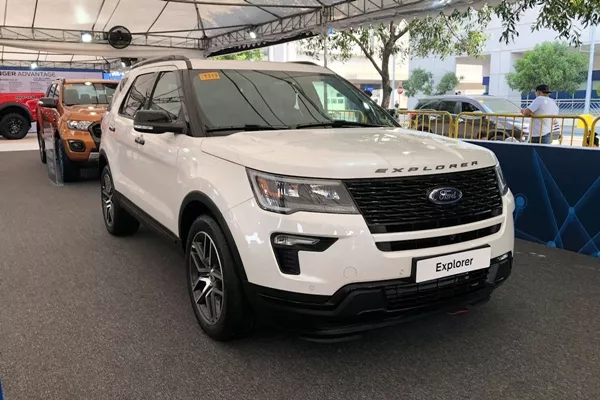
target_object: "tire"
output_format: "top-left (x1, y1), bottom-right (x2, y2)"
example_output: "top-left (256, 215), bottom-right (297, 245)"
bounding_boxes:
top-left (37, 126), bottom-right (47, 164)
top-left (56, 137), bottom-right (80, 182)
top-left (100, 165), bottom-right (140, 236)
top-left (186, 215), bottom-right (253, 341)
top-left (0, 113), bottom-right (30, 140)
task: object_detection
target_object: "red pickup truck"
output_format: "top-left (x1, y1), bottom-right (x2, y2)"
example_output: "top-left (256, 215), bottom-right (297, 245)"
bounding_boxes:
top-left (0, 92), bottom-right (44, 139)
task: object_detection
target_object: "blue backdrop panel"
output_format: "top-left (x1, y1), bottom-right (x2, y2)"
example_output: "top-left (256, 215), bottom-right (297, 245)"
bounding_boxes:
top-left (467, 141), bottom-right (600, 258)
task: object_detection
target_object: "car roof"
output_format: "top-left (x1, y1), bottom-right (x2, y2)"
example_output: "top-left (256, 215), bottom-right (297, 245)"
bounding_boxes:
top-left (417, 95), bottom-right (503, 102)
top-left (133, 58), bottom-right (332, 74)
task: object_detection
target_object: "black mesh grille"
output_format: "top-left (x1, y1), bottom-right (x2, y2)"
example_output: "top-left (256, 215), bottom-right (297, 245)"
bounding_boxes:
top-left (384, 268), bottom-right (489, 310)
top-left (344, 167), bottom-right (502, 233)
top-left (89, 123), bottom-right (101, 146)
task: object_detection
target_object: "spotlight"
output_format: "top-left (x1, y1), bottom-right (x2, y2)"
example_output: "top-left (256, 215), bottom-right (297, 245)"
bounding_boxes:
top-left (121, 61), bottom-right (126, 68)
top-left (31, 62), bottom-right (38, 69)
top-left (81, 32), bottom-right (93, 43)
top-left (249, 30), bottom-right (257, 39)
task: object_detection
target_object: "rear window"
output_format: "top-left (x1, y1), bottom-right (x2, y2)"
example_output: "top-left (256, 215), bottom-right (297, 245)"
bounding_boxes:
top-left (416, 100), bottom-right (439, 110)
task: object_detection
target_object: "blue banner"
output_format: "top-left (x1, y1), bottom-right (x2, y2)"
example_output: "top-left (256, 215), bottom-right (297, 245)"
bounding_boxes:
top-left (468, 141), bottom-right (600, 258)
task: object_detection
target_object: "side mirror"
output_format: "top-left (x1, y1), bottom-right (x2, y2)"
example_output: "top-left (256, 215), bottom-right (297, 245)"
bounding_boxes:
top-left (133, 109), bottom-right (185, 134)
top-left (38, 97), bottom-right (57, 108)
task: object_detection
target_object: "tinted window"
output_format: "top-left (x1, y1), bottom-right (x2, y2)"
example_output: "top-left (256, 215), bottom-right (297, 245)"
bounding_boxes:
top-left (438, 101), bottom-right (457, 114)
top-left (417, 100), bottom-right (439, 110)
top-left (191, 69), bottom-right (396, 131)
top-left (478, 98), bottom-right (521, 114)
top-left (120, 73), bottom-right (155, 118)
top-left (53, 84), bottom-right (60, 100)
top-left (148, 72), bottom-right (182, 120)
top-left (461, 102), bottom-right (480, 112)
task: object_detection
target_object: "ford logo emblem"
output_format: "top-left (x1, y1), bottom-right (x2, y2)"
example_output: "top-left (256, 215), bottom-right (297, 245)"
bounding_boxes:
top-left (428, 187), bottom-right (462, 205)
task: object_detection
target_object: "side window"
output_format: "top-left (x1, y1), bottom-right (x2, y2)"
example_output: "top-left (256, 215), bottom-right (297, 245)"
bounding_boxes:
top-left (46, 84), bottom-right (56, 97)
top-left (53, 84), bottom-right (61, 100)
top-left (148, 71), bottom-right (182, 120)
top-left (438, 101), bottom-right (457, 114)
top-left (461, 102), bottom-right (479, 112)
top-left (119, 73), bottom-right (155, 119)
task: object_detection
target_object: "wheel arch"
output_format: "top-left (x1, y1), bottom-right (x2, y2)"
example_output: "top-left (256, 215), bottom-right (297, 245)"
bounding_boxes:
top-left (0, 103), bottom-right (33, 122)
top-left (98, 149), bottom-right (108, 174)
top-left (179, 191), bottom-right (248, 281)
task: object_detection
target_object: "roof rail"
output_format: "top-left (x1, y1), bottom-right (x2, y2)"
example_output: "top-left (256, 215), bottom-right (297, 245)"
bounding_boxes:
top-left (131, 55), bottom-right (192, 70)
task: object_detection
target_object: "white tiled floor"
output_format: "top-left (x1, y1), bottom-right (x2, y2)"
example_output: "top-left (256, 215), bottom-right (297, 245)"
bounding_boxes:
top-left (0, 133), bottom-right (39, 152)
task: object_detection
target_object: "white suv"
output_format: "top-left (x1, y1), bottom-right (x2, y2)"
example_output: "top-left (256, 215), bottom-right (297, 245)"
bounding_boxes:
top-left (99, 56), bottom-right (514, 341)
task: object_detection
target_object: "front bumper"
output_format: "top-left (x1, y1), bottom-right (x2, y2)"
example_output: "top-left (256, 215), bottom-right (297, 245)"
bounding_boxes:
top-left (245, 253), bottom-right (512, 337)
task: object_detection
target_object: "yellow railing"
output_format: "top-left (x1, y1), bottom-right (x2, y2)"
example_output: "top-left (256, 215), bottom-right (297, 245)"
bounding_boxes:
top-left (453, 112), bottom-right (592, 146)
top-left (396, 110), bottom-right (455, 137)
top-left (590, 116), bottom-right (600, 147)
top-left (328, 110), bottom-right (366, 123)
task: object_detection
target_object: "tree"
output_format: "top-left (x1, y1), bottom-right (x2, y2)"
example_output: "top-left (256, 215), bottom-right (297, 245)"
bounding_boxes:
top-left (505, 42), bottom-right (588, 94)
top-left (403, 69), bottom-right (463, 97)
top-left (300, 0), bottom-right (600, 108)
top-left (300, 11), bottom-right (489, 108)
top-left (435, 72), bottom-right (464, 95)
top-left (211, 49), bottom-right (264, 61)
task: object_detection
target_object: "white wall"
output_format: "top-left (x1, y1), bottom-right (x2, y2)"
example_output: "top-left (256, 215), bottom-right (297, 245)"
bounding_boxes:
top-left (409, 8), bottom-right (600, 100)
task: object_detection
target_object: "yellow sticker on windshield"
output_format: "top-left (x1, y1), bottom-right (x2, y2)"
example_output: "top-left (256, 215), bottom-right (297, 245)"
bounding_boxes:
top-left (199, 72), bottom-right (220, 81)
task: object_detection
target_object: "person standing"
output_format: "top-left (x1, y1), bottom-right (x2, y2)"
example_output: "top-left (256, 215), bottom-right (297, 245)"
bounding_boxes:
top-left (521, 84), bottom-right (559, 144)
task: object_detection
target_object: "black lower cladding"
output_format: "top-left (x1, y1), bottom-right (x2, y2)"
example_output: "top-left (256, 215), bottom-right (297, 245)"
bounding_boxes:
top-left (245, 253), bottom-right (512, 336)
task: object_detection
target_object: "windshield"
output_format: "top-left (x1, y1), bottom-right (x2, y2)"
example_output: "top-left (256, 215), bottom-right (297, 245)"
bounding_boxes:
top-left (477, 98), bottom-right (520, 114)
top-left (62, 82), bottom-right (117, 106)
top-left (190, 69), bottom-right (397, 132)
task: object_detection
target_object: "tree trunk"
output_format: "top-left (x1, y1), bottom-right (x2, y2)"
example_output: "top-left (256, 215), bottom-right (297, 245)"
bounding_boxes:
top-left (380, 48), bottom-right (392, 109)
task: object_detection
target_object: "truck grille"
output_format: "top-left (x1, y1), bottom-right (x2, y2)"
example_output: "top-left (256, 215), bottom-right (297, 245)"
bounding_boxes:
top-left (89, 122), bottom-right (101, 147)
top-left (344, 167), bottom-right (503, 234)
top-left (384, 268), bottom-right (489, 310)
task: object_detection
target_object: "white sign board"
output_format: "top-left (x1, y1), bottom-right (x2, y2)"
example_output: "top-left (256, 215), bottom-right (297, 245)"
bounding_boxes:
top-left (0, 69), bottom-right (103, 94)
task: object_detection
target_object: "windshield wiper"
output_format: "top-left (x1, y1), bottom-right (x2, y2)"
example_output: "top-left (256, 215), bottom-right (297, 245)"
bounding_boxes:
top-left (205, 124), bottom-right (290, 133)
top-left (295, 120), bottom-right (388, 129)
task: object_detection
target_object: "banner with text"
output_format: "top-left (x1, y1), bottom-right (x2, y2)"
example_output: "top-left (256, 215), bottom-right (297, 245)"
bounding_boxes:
top-left (0, 69), bottom-right (103, 93)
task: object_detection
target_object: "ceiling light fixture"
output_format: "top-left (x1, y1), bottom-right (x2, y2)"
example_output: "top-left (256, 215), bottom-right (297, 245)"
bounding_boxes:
top-left (81, 32), bottom-right (93, 43)
top-left (30, 62), bottom-right (38, 69)
top-left (249, 30), bottom-right (257, 39)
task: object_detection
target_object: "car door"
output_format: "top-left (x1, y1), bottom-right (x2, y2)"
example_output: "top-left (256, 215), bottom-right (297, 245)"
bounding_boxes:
top-left (457, 101), bottom-right (485, 139)
top-left (111, 72), bottom-right (157, 204)
top-left (436, 100), bottom-right (458, 137)
top-left (129, 69), bottom-right (185, 232)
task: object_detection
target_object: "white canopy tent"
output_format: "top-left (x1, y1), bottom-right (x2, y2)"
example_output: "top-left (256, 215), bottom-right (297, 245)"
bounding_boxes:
top-left (0, 0), bottom-right (500, 68)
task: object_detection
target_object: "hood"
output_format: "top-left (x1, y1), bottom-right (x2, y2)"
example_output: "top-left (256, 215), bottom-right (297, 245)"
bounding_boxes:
top-left (201, 127), bottom-right (497, 179)
top-left (63, 104), bottom-right (108, 119)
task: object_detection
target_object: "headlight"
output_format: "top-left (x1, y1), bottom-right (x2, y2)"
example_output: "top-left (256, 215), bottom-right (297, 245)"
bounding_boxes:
top-left (247, 169), bottom-right (358, 214)
top-left (67, 120), bottom-right (92, 130)
top-left (495, 163), bottom-right (508, 196)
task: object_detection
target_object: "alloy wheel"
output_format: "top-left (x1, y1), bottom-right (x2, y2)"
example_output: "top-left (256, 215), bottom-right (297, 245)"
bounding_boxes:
top-left (101, 173), bottom-right (114, 227)
top-left (8, 117), bottom-right (23, 135)
top-left (190, 231), bottom-right (225, 325)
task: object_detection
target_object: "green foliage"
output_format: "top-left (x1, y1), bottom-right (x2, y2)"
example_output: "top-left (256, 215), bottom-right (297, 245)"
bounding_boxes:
top-left (403, 70), bottom-right (463, 97)
top-left (403, 69), bottom-right (434, 97)
top-left (435, 72), bottom-right (464, 95)
top-left (299, 12), bottom-right (489, 107)
top-left (505, 42), bottom-right (588, 94)
top-left (211, 49), bottom-right (264, 61)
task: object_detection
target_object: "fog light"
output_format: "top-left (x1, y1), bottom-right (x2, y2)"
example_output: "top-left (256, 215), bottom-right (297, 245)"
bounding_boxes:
top-left (273, 234), bottom-right (319, 247)
top-left (68, 140), bottom-right (86, 152)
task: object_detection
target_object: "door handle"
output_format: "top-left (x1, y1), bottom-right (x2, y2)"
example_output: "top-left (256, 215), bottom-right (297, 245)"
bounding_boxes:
top-left (108, 126), bottom-right (116, 132)
top-left (135, 135), bottom-right (145, 145)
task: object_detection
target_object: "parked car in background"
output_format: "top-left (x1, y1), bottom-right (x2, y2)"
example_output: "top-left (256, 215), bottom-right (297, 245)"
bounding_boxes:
top-left (36, 78), bottom-right (119, 181)
top-left (0, 92), bottom-right (44, 139)
top-left (413, 95), bottom-right (529, 141)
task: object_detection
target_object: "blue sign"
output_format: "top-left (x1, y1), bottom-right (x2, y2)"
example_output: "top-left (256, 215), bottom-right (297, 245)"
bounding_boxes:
top-left (328, 28), bottom-right (334, 35)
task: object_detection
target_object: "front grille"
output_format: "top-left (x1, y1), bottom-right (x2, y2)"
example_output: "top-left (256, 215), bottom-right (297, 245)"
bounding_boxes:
top-left (376, 224), bottom-right (501, 252)
top-left (89, 123), bottom-right (102, 146)
top-left (344, 167), bottom-right (502, 233)
top-left (384, 268), bottom-right (489, 310)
